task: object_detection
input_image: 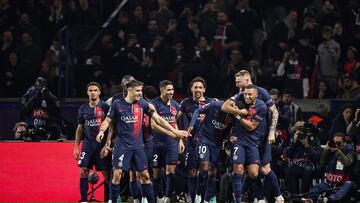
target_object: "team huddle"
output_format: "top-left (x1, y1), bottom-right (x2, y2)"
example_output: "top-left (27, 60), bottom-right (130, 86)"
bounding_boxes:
top-left (73, 70), bottom-right (285, 203)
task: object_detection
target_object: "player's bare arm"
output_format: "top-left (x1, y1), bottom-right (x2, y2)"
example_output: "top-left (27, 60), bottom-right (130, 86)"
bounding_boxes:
top-left (74, 124), bottom-right (84, 160)
top-left (100, 122), bottom-right (114, 158)
top-left (152, 112), bottom-right (188, 139)
top-left (96, 117), bottom-right (112, 143)
top-left (221, 99), bottom-right (248, 116)
top-left (239, 117), bottom-right (259, 132)
top-left (268, 104), bottom-right (279, 144)
top-left (150, 118), bottom-right (177, 139)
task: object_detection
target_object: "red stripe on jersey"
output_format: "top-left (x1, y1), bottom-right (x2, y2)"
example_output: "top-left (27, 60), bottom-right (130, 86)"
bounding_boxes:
top-left (170, 105), bottom-right (177, 128)
top-left (132, 103), bottom-right (142, 140)
top-left (95, 106), bottom-right (105, 131)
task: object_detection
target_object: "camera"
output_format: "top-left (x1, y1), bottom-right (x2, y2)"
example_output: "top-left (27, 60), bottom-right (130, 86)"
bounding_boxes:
top-left (19, 125), bottom-right (51, 141)
top-left (296, 122), bottom-right (321, 146)
top-left (328, 140), bottom-right (336, 148)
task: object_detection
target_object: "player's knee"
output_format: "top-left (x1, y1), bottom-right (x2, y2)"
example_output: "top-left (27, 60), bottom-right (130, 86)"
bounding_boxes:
top-left (80, 168), bottom-right (90, 178)
top-left (248, 167), bottom-right (259, 179)
top-left (129, 170), bottom-right (137, 181)
top-left (260, 164), bottom-right (271, 175)
top-left (153, 168), bottom-right (161, 179)
top-left (139, 170), bottom-right (151, 183)
top-left (112, 169), bottom-right (122, 183)
top-left (200, 162), bottom-right (209, 173)
top-left (189, 169), bottom-right (197, 177)
top-left (233, 164), bottom-right (244, 174)
top-left (166, 165), bottom-right (176, 174)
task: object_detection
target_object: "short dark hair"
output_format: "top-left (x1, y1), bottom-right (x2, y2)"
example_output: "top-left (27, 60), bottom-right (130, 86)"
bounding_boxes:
top-left (334, 132), bottom-right (346, 141)
top-left (126, 79), bottom-right (143, 89)
top-left (86, 81), bottom-right (101, 90)
top-left (322, 26), bottom-right (333, 34)
top-left (283, 88), bottom-right (294, 95)
top-left (269, 88), bottom-right (280, 96)
top-left (159, 80), bottom-right (173, 90)
top-left (143, 85), bottom-right (159, 100)
top-left (245, 84), bottom-right (257, 90)
top-left (189, 76), bottom-right (207, 89)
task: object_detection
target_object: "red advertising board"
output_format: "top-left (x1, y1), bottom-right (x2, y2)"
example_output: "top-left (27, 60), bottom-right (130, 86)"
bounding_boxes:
top-left (0, 142), bottom-right (104, 202)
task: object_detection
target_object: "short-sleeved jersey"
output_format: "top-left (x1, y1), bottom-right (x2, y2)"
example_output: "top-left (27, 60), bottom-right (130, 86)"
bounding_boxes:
top-left (232, 98), bottom-right (267, 146)
top-left (151, 97), bottom-right (180, 146)
top-left (179, 96), bottom-right (214, 143)
top-left (107, 98), bottom-right (153, 149)
top-left (191, 101), bottom-right (232, 147)
top-left (231, 86), bottom-right (273, 128)
top-left (77, 100), bottom-right (109, 149)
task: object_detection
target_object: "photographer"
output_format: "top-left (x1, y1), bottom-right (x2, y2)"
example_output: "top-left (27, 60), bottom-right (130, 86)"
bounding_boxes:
top-left (20, 77), bottom-right (61, 140)
top-left (347, 108), bottom-right (360, 196)
top-left (284, 121), bottom-right (322, 194)
top-left (306, 133), bottom-right (357, 202)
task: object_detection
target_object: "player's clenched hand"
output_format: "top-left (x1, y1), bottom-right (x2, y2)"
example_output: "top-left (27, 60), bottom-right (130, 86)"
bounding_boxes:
top-left (187, 127), bottom-right (193, 136)
top-left (96, 131), bottom-right (104, 143)
top-left (268, 131), bottom-right (275, 144)
top-left (100, 146), bottom-right (109, 158)
top-left (230, 136), bottom-right (237, 144)
top-left (73, 147), bottom-right (79, 160)
top-left (176, 130), bottom-right (189, 139)
top-left (239, 109), bottom-right (248, 116)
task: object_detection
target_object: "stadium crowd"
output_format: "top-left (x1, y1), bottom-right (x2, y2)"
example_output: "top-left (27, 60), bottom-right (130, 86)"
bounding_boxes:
top-left (0, 0), bottom-right (359, 98)
top-left (1, 0), bottom-right (360, 202)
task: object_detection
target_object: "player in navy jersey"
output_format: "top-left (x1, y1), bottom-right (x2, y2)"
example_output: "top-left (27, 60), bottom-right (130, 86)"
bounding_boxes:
top-left (73, 82), bottom-right (111, 202)
top-left (177, 77), bottom-right (214, 202)
top-left (222, 84), bottom-right (267, 203)
top-left (96, 79), bottom-right (188, 203)
top-left (222, 70), bottom-right (284, 203)
top-left (188, 100), bottom-right (233, 203)
top-left (150, 80), bottom-right (181, 203)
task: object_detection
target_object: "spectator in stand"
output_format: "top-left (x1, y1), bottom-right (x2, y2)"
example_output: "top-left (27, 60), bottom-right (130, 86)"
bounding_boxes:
top-left (0, 30), bottom-right (16, 56)
top-left (308, 102), bottom-right (330, 145)
top-left (329, 103), bottom-right (354, 138)
top-left (316, 80), bottom-right (334, 99)
top-left (17, 31), bottom-right (42, 88)
top-left (75, 0), bottom-right (98, 26)
top-left (282, 88), bottom-right (303, 127)
top-left (0, 0), bottom-right (17, 33)
top-left (317, 26), bottom-right (340, 94)
top-left (231, 0), bottom-right (260, 60)
top-left (149, 0), bottom-right (175, 33)
top-left (344, 0), bottom-right (360, 51)
top-left (129, 6), bottom-right (147, 38)
top-left (213, 11), bottom-right (241, 66)
top-left (317, 0), bottom-right (339, 27)
top-left (1, 52), bottom-right (23, 97)
top-left (140, 52), bottom-right (162, 88)
top-left (10, 12), bottom-right (41, 47)
top-left (141, 19), bottom-right (162, 49)
top-left (195, 0), bottom-right (218, 40)
top-left (343, 47), bottom-right (359, 75)
top-left (271, 9), bottom-right (298, 61)
top-left (277, 48), bottom-right (309, 98)
top-left (46, 0), bottom-right (65, 48)
top-left (337, 73), bottom-right (360, 99)
top-left (219, 49), bottom-right (248, 98)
